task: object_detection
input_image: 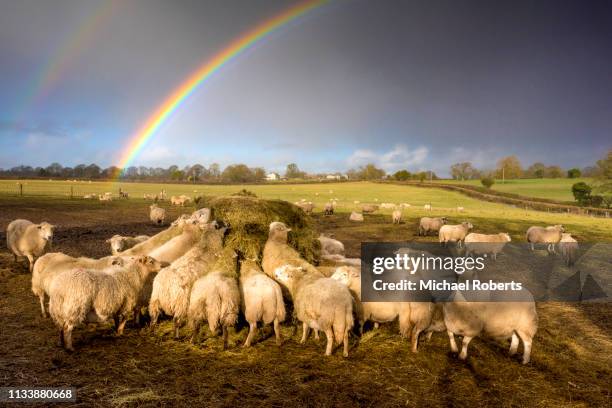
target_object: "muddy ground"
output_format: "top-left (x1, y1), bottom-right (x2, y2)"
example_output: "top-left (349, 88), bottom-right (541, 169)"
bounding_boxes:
top-left (0, 197), bottom-right (610, 407)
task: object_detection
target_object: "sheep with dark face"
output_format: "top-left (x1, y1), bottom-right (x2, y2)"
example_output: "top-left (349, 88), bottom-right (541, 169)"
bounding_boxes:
top-left (149, 204), bottom-right (166, 225)
top-left (7, 219), bottom-right (55, 272)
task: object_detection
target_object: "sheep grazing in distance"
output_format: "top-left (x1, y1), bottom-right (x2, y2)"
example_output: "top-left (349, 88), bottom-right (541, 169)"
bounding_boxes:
top-left (239, 258), bottom-right (286, 347)
top-left (187, 254), bottom-right (241, 349)
top-left (7, 219), bottom-right (55, 272)
top-left (149, 204), bottom-right (167, 225)
top-left (361, 204), bottom-right (379, 214)
top-left (526, 225), bottom-right (565, 253)
top-left (318, 234), bottom-right (345, 256)
top-left (380, 203), bottom-right (396, 209)
top-left (559, 233), bottom-right (578, 266)
top-left (353, 200), bottom-right (360, 205)
top-left (331, 266), bottom-right (438, 352)
top-left (119, 191), bottom-right (129, 199)
top-left (324, 202), bottom-right (334, 216)
top-left (439, 222), bottom-right (474, 247)
top-left (179, 195), bottom-right (192, 205)
top-left (148, 222), bottom-right (226, 338)
top-left (171, 195), bottom-right (188, 206)
top-left (424, 204), bottom-right (432, 211)
top-left (295, 201), bottom-right (315, 215)
top-left (99, 192), bottom-right (112, 201)
top-left (48, 256), bottom-right (164, 351)
top-left (443, 289), bottom-right (538, 364)
top-left (418, 217), bottom-right (447, 236)
top-left (392, 210), bottom-right (402, 224)
top-left (457, 206), bottom-right (465, 212)
top-left (106, 234), bottom-right (150, 255)
top-left (83, 193), bottom-right (97, 199)
top-left (349, 211), bottom-right (364, 222)
top-left (274, 265), bottom-right (353, 357)
top-left (143, 193), bottom-right (155, 200)
top-left (399, 203), bottom-right (411, 209)
top-left (464, 232), bottom-right (511, 260)
top-left (32, 253), bottom-right (125, 317)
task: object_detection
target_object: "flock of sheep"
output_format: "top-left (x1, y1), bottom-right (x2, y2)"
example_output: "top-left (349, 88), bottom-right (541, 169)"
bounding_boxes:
top-left (4, 198), bottom-right (579, 364)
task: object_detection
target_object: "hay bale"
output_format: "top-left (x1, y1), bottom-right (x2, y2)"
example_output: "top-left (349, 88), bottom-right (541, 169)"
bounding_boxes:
top-left (198, 196), bottom-right (320, 264)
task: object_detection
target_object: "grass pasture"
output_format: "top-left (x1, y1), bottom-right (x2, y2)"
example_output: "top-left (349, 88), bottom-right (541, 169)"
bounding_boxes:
top-left (0, 182), bottom-right (610, 406)
top-left (439, 178), bottom-right (593, 202)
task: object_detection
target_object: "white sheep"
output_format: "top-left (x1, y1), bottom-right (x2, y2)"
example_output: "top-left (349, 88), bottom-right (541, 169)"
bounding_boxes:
top-left (559, 233), bottom-right (578, 266)
top-left (149, 204), bottom-right (167, 225)
top-left (349, 212), bottom-right (364, 222)
top-left (262, 222), bottom-right (321, 280)
top-left (380, 203), bottom-right (396, 209)
top-left (457, 206), bottom-right (464, 212)
top-left (187, 255), bottom-right (240, 349)
top-left (464, 232), bottom-right (511, 260)
top-left (274, 265), bottom-right (353, 357)
top-left (439, 222), bottom-right (474, 247)
top-left (399, 203), bottom-right (411, 209)
top-left (295, 201), bottom-right (315, 215)
top-left (191, 207), bottom-right (211, 224)
top-left (418, 217), bottom-right (447, 236)
top-left (330, 266), bottom-right (436, 352)
top-left (361, 204), bottom-right (379, 213)
top-left (239, 258), bottom-right (286, 347)
top-left (318, 234), bottom-right (345, 256)
top-left (443, 290), bottom-right (538, 364)
top-left (526, 225), bottom-right (564, 252)
top-left (32, 253), bottom-right (125, 317)
top-left (106, 234), bottom-right (150, 255)
top-left (121, 221), bottom-right (192, 257)
top-left (148, 223), bottom-right (226, 338)
top-left (7, 219), bottom-right (55, 272)
top-left (392, 210), bottom-right (402, 224)
top-left (324, 202), bottom-right (334, 215)
top-left (146, 223), bottom-right (205, 264)
top-left (48, 256), bottom-right (163, 351)
top-left (424, 204), bottom-right (432, 211)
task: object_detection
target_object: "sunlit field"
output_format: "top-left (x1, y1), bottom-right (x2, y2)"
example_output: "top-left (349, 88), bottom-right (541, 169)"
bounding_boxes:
top-left (438, 178), bottom-right (594, 202)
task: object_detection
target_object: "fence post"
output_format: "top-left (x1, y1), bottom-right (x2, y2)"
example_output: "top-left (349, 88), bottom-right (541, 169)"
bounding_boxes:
top-left (19, 183), bottom-right (23, 196)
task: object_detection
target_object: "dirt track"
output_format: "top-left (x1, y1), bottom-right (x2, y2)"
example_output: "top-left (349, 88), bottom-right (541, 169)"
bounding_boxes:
top-left (1, 198), bottom-right (610, 407)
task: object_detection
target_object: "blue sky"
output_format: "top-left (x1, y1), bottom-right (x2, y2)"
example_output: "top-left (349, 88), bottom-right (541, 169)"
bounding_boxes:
top-left (0, 0), bottom-right (610, 176)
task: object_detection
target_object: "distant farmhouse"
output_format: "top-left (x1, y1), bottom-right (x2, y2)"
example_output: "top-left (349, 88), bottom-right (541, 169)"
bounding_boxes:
top-left (266, 172), bottom-right (280, 181)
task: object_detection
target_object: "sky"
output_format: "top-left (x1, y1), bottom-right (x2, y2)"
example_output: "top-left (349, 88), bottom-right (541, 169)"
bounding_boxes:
top-left (0, 0), bottom-right (610, 176)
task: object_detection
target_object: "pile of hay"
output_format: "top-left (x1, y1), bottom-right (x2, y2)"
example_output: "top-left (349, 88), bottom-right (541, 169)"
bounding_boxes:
top-left (197, 196), bottom-right (320, 264)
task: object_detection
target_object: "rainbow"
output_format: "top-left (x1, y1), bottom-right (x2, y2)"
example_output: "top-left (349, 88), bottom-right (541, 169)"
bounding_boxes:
top-left (19, 0), bottom-right (120, 115)
top-left (116, 0), bottom-right (328, 171)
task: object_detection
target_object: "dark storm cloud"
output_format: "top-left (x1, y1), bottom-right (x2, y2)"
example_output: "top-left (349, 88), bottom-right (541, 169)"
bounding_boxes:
top-left (0, 0), bottom-right (610, 174)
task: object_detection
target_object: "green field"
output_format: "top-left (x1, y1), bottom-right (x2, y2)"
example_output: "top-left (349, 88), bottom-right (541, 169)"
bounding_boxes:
top-left (1, 179), bottom-right (611, 241)
top-left (438, 178), bottom-right (593, 201)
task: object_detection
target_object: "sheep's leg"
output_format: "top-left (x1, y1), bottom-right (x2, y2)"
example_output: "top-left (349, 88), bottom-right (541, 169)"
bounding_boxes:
top-left (133, 310), bottom-right (141, 327)
top-left (300, 323), bottom-right (309, 344)
top-left (39, 295), bottom-right (47, 318)
top-left (447, 330), bottom-right (458, 353)
top-left (273, 318), bottom-right (282, 346)
top-left (517, 330), bottom-right (533, 364)
top-left (58, 329), bottom-right (65, 347)
top-left (324, 329), bottom-right (334, 356)
top-left (116, 317), bottom-right (127, 336)
top-left (509, 333), bottom-right (519, 355)
top-left (13, 253), bottom-right (18, 262)
top-left (426, 331), bottom-right (433, 341)
top-left (313, 329), bottom-right (320, 342)
top-left (359, 321), bottom-right (364, 336)
top-left (343, 330), bottom-right (349, 358)
top-left (530, 243), bottom-right (534, 251)
top-left (244, 322), bottom-right (257, 347)
top-left (63, 324), bottom-right (74, 352)
top-left (173, 319), bottom-right (181, 339)
top-left (222, 326), bottom-right (229, 350)
top-left (458, 336), bottom-right (473, 360)
top-left (374, 322), bottom-right (379, 330)
top-left (190, 322), bottom-right (201, 344)
top-left (493, 253), bottom-right (497, 261)
top-left (411, 326), bottom-right (422, 353)
top-left (27, 255), bottom-right (34, 272)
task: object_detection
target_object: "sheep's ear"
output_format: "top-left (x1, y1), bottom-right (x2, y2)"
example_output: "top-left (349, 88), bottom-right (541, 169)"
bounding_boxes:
top-left (37, 225), bottom-right (42, 229)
